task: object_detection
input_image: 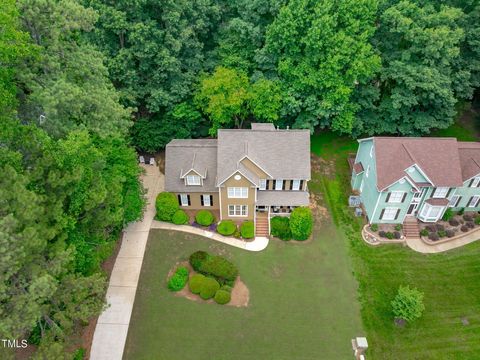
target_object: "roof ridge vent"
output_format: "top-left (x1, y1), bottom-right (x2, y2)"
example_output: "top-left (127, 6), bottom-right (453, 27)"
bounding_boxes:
top-left (402, 143), bottom-right (416, 163)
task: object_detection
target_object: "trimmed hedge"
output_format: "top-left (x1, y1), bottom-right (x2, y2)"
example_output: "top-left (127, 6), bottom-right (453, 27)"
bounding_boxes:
top-left (168, 266), bottom-right (189, 291)
top-left (172, 209), bottom-right (189, 225)
top-left (155, 192), bottom-right (179, 222)
top-left (195, 210), bottom-right (214, 226)
top-left (200, 255), bottom-right (238, 283)
top-left (189, 250), bottom-right (209, 272)
top-left (289, 207), bottom-right (313, 240)
top-left (271, 216), bottom-right (292, 240)
top-left (240, 221), bottom-right (254, 239)
top-left (199, 277), bottom-right (220, 300)
top-left (188, 273), bottom-right (206, 294)
top-left (217, 220), bottom-right (237, 236)
top-left (214, 289), bottom-right (231, 305)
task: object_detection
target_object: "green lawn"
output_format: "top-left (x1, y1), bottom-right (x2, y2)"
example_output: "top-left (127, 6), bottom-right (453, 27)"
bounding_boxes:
top-left (124, 215), bottom-right (364, 359)
top-left (313, 126), bottom-right (480, 359)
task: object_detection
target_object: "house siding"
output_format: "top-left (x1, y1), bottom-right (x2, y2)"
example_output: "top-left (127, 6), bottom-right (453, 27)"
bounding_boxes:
top-left (176, 192), bottom-right (219, 210)
top-left (371, 181), bottom-right (414, 224)
top-left (451, 178), bottom-right (480, 211)
top-left (219, 172), bottom-right (255, 221)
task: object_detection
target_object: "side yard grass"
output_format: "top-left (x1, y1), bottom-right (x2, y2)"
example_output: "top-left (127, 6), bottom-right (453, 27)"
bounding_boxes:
top-left (314, 125), bottom-right (480, 359)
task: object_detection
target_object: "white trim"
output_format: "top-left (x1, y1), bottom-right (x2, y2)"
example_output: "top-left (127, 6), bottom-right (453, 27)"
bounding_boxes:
top-left (275, 179), bottom-right (283, 191)
top-left (217, 170), bottom-right (258, 187)
top-left (370, 193), bottom-right (382, 224)
top-left (202, 194), bottom-right (211, 207)
top-left (381, 207), bottom-right (398, 221)
top-left (408, 164), bottom-right (435, 187)
top-left (259, 179), bottom-right (267, 190)
top-left (228, 204), bottom-right (248, 217)
top-left (227, 187), bottom-right (248, 198)
top-left (180, 168), bottom-right (204, 179)
top-left (379, 175), bottom-right (419, 192)
top-left (180, 194), bottom-right (189, 206)
top-left (186, 174), bottom-right (201, 186)
top-left (432, 187), bottom-right (449, 199)
top-left (365, 165), bottom-right (370, 178)
top-left (292, 179), bottom-right (301, 191)
top-left (470, 177), bottom-right (480, 188)
top-left (218, 188), bottom-right (223, 220)
top-left (237, 155), bottom-right (273, 178)
top-left (388, 191), bottom-right (404, 203)
top-left (419, 202), bottom-right (444, 222)
top-left (369, 145), bottom-right (374, 158)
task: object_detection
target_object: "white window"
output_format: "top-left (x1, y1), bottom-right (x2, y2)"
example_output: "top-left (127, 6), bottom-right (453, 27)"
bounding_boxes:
top-left (432, 187), bottom-right (449, 198)
top-left (228, 205), bottom-right (247, 217)
top-left (381, 207), bottom-right (398, 221)
top-left (468, 195), bottom-right (480, 208)
top-left (202, 194), bottom-right (211, 207)
top-left (449, 195), bottom-right (460, 207)
top-left (292, 179), bottom-right (301, 191)
top-left (275, 179), bottom-right (283, 191)
top-left (227, 187), bottom-right (248, 198)
top-left (180, 194), bottom-right (189, 206)
top-left (186, 175), bottom-right (200, 185)
top-left (259, 179), bottom-right (267, 190)
top-left (471, 177), bottom-right (480, 187)
top-left (388, 191), bottom-right (404, 203)
top-left (420, 203), bottom-right (443, 220)
top-left (365, 166), bottom-right (370, 178)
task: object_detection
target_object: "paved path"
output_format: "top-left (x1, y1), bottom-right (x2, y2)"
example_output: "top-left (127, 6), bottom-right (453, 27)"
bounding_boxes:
top-left (405, 229), bottom-right (480, 254)
top-left (151, 220), bottom-right (269, 251)
top-left (90, 165), bottom-right (163, 360)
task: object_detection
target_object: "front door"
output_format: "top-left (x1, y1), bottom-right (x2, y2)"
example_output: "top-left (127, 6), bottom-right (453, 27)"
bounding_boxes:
top-left (407, 203), bottom-right (418, 215)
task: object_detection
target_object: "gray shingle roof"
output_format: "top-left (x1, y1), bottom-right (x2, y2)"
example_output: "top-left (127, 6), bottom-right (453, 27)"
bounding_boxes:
top-left (256, 191), bottom-right (310, 206)
top-left (217, 128), bottom-right (310, 185)
top-left (165, 139), bottom-right (218, 192)
top-left (372, 137), bottom-right (464, 190)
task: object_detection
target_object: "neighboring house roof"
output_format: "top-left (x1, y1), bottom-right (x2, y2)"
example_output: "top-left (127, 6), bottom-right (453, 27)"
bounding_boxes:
top-left (251, 123), bottom-right (276, 131)
top-left (371, 137), bottom-right (464, 190)
top-left (216, 127), bottom-right (311, 185)
top-left (457, 141), bottom-right (480, 181)
top-left (257, 191), bottom-right (310, 206)
top-left (165, 139), bottom-right (218, 192)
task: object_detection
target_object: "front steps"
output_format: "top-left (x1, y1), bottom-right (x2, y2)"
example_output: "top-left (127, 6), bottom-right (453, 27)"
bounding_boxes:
top-left (403, 217), bottom-right (420, 238)
top-left (256, 215), bottom-right (269, 237)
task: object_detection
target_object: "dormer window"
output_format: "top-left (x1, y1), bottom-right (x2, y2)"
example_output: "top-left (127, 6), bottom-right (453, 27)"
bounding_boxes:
top-left (186, 175), bottom-right (201, 185)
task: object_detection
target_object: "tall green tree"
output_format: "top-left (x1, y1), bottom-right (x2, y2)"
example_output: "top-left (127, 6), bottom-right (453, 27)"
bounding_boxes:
top-left (262, 0), bottom-right (380, 133)
top-left (355, 1), bottom-right (465, 135)
top-left (17, 0), bottom-right (132, 138)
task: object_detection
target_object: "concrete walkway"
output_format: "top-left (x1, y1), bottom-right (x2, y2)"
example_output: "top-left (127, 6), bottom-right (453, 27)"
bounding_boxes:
top-left (405, 229), bottom-right (480, 254)
top-left (90, 165), bottom-right (163, 360)
top-left (151, 220), bottom-right (269, 251)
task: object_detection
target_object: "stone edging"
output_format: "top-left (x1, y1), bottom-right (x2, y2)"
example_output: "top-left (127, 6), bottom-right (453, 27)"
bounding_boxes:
top-left (361, 224), bottom-right (406, 246)
top-left (421, 225), bottom-right (480, 245)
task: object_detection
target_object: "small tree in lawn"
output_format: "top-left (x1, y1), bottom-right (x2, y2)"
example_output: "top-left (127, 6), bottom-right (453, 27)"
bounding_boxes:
top-left (391, 285), bottom-right (425, 323)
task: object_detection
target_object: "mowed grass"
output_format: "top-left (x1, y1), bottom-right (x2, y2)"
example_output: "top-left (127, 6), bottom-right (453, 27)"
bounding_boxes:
top-left (313, 126), bottom-right (480, 359)
top-left (124, 221), bottom-right (364, 359)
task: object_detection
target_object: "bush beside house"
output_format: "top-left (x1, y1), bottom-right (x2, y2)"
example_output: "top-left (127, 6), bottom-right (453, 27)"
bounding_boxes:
top-left (289, 207), bottom-right (313, 241)
top-left (271, 216), bottom-right (292, 241)
top-left (217, 220), bottom-right (237, 236)
top-left (155, 192), bottom-right (179, 221)
top-left (240, 221), bottom-right (254, 239)
top-left (195, 210), bottom-right (215, 226)
top-left (172, 209), bottom-right (189, 225)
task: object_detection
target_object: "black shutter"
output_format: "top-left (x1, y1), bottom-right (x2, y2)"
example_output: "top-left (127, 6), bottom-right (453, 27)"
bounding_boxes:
top-left (266, 180), bottom-right (270, 190)
top-left (290, 181), bottom-right (293, 190)
top-left (282, 180), bottom-right (286, 190)
top-left (468, 179), bottom-right (475, 187)
top-left (401, 193), bottom-right (407, 203)
top-left (394, 209), bottom-right (400, 220)
top-left (380, 209), bottom-right (385, 219)
top-left (446, 188), bottom-right (452, 198)
top-left (299, 180), bottom-right (304, 191)
top-left (187, 194), bottom-right (191, 206)
top-left (431, 187), bottom-right (437, 197)
top-left (177, 194), bottom-right (182, 206)
top-left (475, 197), bottom-right (480, 207)
top-left (468, 196), bottom-right (474, 207)
top-left (200, 195), bottom-right (204, 206)
top-left (210, 195), bottom-right (213, 206)
top-left (456, 196), bottom-right (462, 207)
top-left (477, 180), bottom-right (480, 188)
top-left (386, 193), bottom-right (391, 202)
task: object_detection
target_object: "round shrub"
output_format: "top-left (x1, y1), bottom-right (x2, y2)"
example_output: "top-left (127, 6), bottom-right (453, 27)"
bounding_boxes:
top-left (442, 208), bottom-right (454, 221)
top-left (270, 216), bottom-right (292, 240)
top-left (199, 255), bottom-right (238, 283)
top-left (428, 232), bottom-right (439, 241)
top-left (394, 224), bottom-right (402, 231)
top-left (475, 217), bottom-right (480, 225)
top-left (370, 223), bottom-right (379, 232)
top-left (189, 251), bottom-right (210, 272)
top-left (449, 219), bottom-right (459, 226)
top-left (438, 230), bottom-right (447, 238)
top-left (214, 289), bottom-right (231, 305)
top-left (461, 225), bottom-right (469, 232)
top-left (188, 273), bottom-right (206, 294)
top-left (379, 230), bottom-right (387, 238)
top-left (217, 220), bottom-right (237, 236)
top-left (289, 207), bottom-right (313, 241)
top-left (426, 225), bottom-right (436, 233)
top-left (386, 232), bottom-right (394, 240)
top-left (446, 229), bottom-right (455, 238)
top-left (168, 266), bottom-right (189, 291)
top-left (195, 210), bottom-right (214, 226)
top-left (240, 221), bottom-right (255, 239)
top-left (391, 285), bottom-right (425, 323)
top-left (466, 221), bottom-right (475, 229)
top-left (435, 224), bottom-right (445, 232)
top-left (419, 229), bottom-right (428, 237)
top-left (199, 277), bottom-right (220, 300)
top-left (172, 209), bottom-right (189, 225)
top-left (155, 192), bottom-right (179, 222)
top-left (394, 231), bottom-right (401, 239)
top-left (463, 214), bottom-right (473, 222)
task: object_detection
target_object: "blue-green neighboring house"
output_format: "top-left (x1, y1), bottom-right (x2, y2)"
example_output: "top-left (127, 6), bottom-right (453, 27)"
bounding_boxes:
top-left (351, 137), bottom-right (480, 224)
